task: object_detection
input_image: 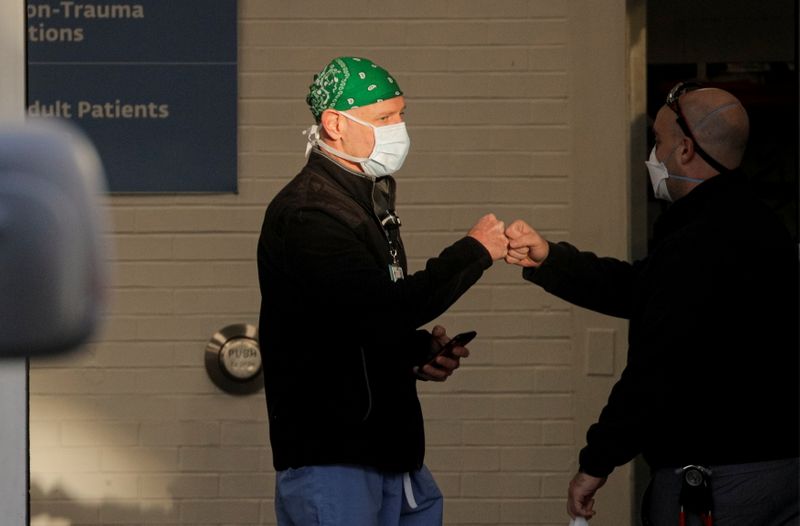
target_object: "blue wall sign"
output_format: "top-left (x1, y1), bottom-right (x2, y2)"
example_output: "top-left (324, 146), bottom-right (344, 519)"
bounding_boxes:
top-left (26, 0), bottom-right (237, 193)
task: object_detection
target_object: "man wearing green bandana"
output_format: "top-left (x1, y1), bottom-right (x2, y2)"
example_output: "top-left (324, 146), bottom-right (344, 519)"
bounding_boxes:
top-left (257, 57), bottom-right (509, 525)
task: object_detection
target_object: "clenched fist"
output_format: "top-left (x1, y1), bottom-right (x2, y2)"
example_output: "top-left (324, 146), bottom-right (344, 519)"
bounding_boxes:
top-left (468, 214), bottom-right (508, 260)
top-left (504, 219), bottom-right (549, 267)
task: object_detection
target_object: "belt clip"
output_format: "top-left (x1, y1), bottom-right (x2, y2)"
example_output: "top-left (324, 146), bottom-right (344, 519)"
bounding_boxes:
top-left (677, 465), bottom-right (713, 526)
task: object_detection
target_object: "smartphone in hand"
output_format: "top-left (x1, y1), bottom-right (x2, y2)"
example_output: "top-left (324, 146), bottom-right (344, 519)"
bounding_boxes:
top-left (422, 330), bottom-right (477, 368)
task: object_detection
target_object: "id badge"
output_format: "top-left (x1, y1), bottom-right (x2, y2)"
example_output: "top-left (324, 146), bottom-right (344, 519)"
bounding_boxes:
top-left (389, 263), bottom-right (404, 282)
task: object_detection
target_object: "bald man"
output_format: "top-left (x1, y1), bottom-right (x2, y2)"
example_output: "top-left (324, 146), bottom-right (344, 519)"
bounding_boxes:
top-left (257, 57), bottom-right (508, 525)
top-left (505, 82), bottom-right (799, 525)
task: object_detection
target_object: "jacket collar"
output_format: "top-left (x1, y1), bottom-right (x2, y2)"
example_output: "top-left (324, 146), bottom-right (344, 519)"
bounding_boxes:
top-left (653, 169), bottom-right (744, 241)
top-left (306, 148), bottom-right (397, 223)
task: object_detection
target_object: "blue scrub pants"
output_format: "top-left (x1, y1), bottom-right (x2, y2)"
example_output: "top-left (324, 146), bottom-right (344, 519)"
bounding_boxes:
top-left (275, 464), bottom-right (443, 526)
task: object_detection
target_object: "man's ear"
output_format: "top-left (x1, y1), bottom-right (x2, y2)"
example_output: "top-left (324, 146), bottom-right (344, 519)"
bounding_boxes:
top-left (320, 109), bottom-right (344, 140)
top-left (679, 136), bottom-right (695, 164)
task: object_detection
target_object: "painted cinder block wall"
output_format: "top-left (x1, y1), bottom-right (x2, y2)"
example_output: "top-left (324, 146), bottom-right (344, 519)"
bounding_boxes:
top-left (29, 1), bottom-right (635, 525)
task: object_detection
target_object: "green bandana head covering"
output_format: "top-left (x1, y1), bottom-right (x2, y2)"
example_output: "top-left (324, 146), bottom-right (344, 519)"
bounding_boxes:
top-left (306, 56), bottom-right (403, 122)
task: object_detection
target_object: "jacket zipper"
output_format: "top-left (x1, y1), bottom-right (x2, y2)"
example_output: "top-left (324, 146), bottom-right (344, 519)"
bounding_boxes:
top-left (359, 346), bottom-right (373, 421)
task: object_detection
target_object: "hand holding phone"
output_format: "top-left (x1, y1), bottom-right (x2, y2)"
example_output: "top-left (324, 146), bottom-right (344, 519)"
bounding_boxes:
top-left (421, 330), bottom-right (477, 368)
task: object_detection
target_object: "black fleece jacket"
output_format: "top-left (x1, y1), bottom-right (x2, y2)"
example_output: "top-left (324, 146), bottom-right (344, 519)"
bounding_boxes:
top-left (257, 150), bottom-right (492, 472)
top-left (524, 170), bottom-right (799, 477)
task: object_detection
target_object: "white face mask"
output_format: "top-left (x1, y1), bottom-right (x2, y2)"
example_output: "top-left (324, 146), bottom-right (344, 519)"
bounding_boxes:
top-left (644, 145), bottom-right (705, 202)
top-left (307, 111), bottom-right (410, 177)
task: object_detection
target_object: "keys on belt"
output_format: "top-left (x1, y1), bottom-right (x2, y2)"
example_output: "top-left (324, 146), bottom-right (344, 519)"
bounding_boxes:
top-left (677, 465), bottom-right (713, 526)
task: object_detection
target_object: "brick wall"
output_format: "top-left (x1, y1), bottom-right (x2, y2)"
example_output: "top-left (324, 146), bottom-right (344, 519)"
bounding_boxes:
top-left (29, 1), bottom-right (632, 525)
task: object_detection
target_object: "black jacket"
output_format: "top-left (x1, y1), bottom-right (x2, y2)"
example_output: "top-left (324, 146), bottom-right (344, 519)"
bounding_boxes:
top-left (257, 150), bottom-right (492, 472)
top-left (524, 170), bottom-right (799, 477)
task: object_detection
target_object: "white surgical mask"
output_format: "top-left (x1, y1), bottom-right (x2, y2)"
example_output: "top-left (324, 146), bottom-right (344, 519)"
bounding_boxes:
top-left (644, 145), bottom-right (705, 202)
top-left (305, 111), bottom-right (410, 177)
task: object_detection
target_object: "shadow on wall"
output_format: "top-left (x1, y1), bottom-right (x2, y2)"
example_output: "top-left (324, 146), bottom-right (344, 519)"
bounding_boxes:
top-left (31, 481), bottom-right (175, 525)
top-left (30, 478), bottom-right (275, 525)
top-left (28, 340), bottom-right (274, 525)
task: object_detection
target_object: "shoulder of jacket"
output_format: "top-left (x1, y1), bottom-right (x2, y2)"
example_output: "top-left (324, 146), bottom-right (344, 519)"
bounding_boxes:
top-left (274, 169), bottom-right (371, 229)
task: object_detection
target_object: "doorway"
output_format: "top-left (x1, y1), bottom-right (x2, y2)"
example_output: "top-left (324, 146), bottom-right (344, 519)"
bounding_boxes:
top-left (645, 0), bottom-right (798, 245)
top-left (632, 2), bottom-right (798, 524)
